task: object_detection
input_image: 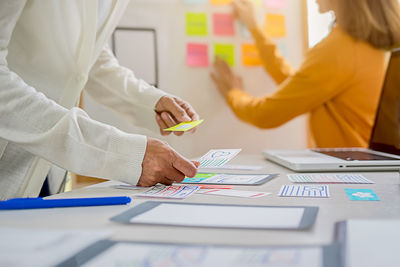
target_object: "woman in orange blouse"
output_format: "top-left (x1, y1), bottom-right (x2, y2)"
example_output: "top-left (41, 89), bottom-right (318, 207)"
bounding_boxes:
top-left (211, 0), bottom-right (400, 148)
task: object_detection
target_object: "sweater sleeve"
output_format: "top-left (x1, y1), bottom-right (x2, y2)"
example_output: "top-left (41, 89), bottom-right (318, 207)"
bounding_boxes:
top-left (0, 1), bottom-right (147, 185)
top-left (85, 45), bottom-right (168, 133)
top-left (250, 25), bottom-right (296, 84)
top-left (226, 34), bottom-right (353, 129)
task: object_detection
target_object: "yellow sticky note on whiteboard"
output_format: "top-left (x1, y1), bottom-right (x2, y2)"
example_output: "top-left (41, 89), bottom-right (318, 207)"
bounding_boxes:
top-left (265, 13), bottom-right (286, 38)
top-left (186, 13), bottom-right (208, 36)
top-left (163, 120), bottom-right (204, 132)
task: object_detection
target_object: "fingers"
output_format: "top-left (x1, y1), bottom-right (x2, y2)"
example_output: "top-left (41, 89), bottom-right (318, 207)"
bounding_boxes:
top-left (175, 98), bottom-right (200, 121)
top-left (192, 161), bottom-right (200, 168)
top-left (164, 167), bottom-right (186, 183)
top-left (137, 176), bottom-right (174, 187)
top-left (162, 97), bottom-right (192, 123)
top-left (172, 152), bottom-right (198, 178)
top-left (161, 112), bottom-right (184, 136)
top-left (155, 113), bottom-right (171, 136)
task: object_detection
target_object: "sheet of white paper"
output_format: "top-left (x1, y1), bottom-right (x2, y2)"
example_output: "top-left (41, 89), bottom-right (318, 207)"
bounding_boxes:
top-left (346, 220), bottom-right (400, 267)
top-left (197, 189), bottom-right (271, 198)
top-left (130, 203), bottom-right (304, 229)
top-left (288, 173), bottom-right (374, 184)
top-left (183, 174), bottom-right (270, 185)
top-left (279, 185), bottom-right (330, 198)
top-left (135, 184), bottom-right (199, 199)
top-left (0, 228), bottom-right (110, 267)
top-left (83, 243), bottom-right (323, 267)
top-left (198, 149), bottom-right (242, 168)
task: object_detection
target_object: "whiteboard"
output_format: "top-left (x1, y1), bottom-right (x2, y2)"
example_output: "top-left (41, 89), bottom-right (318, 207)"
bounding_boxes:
top-left (84, 0), bottom-right (308, 159)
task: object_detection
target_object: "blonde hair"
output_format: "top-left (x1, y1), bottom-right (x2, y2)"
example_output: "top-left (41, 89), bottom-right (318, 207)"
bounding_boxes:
top-left (335, 0), bottom-right (400, 49)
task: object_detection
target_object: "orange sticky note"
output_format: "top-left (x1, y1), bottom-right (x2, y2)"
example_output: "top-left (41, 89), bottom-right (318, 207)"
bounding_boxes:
top-left (210, 0), bottom-right (232, 5)
top-left (265, 13), bottom-right (286, 38)
top-left (241, 44), bottom-right (262, 66)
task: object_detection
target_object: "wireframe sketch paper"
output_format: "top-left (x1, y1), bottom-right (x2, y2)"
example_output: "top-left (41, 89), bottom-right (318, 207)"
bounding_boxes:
top-left (197, 189), bottom-right (271, 198)
top-left (183, 173), bottom-right (276, 185)
top-left (135, 185), bottom-right (199, 199)
top-left (279, 185), bottom-right (330, 198)
top-left (288, 173), bottom-right (374, 184)
top-left (198, 149), bottom-right (241, 168)
top-left (111, 201), bottom-right (319, 230)
top-left (81, 242), bottom-right (327, 267)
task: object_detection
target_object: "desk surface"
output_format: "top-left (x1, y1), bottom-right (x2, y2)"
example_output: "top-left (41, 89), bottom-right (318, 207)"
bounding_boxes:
top-left (1, 154), bottom-right (399, 246)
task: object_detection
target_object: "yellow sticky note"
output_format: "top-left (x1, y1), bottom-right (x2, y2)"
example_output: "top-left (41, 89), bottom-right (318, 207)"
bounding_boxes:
top-left (265, 13), bottom-right (286, 38)
top-left (163, 120), bottom-right (204, 132)
top-left (210, 0), bottom-right (232, 5)
top-left (214, 44), bottom-right (235, 67)
top-left (241, 44), bottom-right (262, 66)
top-left (186, 13), bottom-right (208, 36)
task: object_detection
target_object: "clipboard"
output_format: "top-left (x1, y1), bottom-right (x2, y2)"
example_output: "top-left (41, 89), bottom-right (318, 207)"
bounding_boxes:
top-left (110, 201), bottom-right (319, 230)
top-left (57, 240), bottom-right (341, 267)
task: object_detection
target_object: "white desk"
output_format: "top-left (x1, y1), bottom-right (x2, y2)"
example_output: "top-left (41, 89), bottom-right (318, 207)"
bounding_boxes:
top-left (1, 154), bottom-right (399, 246)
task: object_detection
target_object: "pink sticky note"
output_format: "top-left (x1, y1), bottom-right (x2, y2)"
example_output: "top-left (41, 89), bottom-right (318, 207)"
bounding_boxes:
top-left (186, 43), bottom-right (209, 67)
top-left (213, 13), bottom-right (235, 36)
top-left (264, 0), bottom-right (287, 9)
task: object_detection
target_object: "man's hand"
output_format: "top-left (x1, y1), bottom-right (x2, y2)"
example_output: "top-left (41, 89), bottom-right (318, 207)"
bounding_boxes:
top-left (155, 96), bottom-right (200, 136)
top-left (211, 57), bottom-right (244, 98)
top-left (137, 138), bottom-right (200, 187)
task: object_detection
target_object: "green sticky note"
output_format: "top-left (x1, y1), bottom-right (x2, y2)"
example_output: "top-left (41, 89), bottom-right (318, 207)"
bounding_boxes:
top-left (163, 120), bottom-right (204, 132)
top-left (193, 173), bottom-right (216, 179)
top-left (186, 13), bottom-right (208, 36)
top-left (214, 44), bottom-right (235, 66)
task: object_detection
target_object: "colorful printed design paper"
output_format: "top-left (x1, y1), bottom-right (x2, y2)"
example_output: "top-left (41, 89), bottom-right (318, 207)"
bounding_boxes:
top-left (198, 149), bottom-right (241, 168)
top-left (241, 44), bottom-right (262, 66)
top-left (197, 189), bottom-right (270, 198)
top-left (183, 173), bottom-right (269, 185)
top-left (135, 185), bottom-right (199, 199)
top-left (214, 44), bottom-right (235, 66)
top-left (288, 173), bottom-right (374, 184)
top-left (213, 13), bottom-right (235, 36)
top-left (210, 0), bottom-right (232, 5)
top-left (186, 13), bottom-right (208, 36)
top-left (265, 13), bottom-right (286, 38)
top-left (264, 0), bottom-right (287, 9)
top-left (164, 120), bottom-right (204, 131)
top-left (186, 43), bottom-right (209, 67)
top-left (279, 185), bottom-right (330, 198)
top-left (345, 189), bottom-right (380, 201)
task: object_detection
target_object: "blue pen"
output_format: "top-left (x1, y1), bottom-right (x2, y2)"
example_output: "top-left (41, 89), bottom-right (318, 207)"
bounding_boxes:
top-left (0, 196), bottom-right (131, 210)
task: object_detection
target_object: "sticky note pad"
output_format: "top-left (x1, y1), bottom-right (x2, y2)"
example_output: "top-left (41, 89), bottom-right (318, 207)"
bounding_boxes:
top-left (214, 44), bottom-right (235, 66)
top-left (186, 43), bottom-right (209, 67)
top-left (265, 13), bottom-right (286, 38)
top-left (186, 13), bottom-right (207, 36)
top-left (345, 189), bottom-right (380, 201)
top-left (210, 0), bottom-right (232, 5)
top-left (264, 0), bottom-right (287, 9)
top-left (213, 13), bottom-right (235, 36)
top-left (241, 44), bottom-right (262, 66)
top-left (163, 120), bottom-right (204, 132)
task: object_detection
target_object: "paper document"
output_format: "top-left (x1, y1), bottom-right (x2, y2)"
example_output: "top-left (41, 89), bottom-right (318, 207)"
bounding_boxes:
top-left (288, 173), bottom-right (374, 184)
top-left (0, 228), bottom-right (109, 267)
top-left (183, 173), bottom-right (275, 185)
top-left (198, 149), bottom-right (241, 168)
top-left (200, 164), bottom-right (264, 171)
top-left (197, 189), bottom-right (271, 198)
top-left (111, 201), bottom-right (318, 230)
top-left (279, 185), bottom-right (330, 198)
top-left (345, 189), bottom-right (380, 201)
top-left (83, 243), bottom-right (323, 267)
top-left (135, 184), bottom-right (199, 199)
top-left (163, 119), bottom-right (203, 132)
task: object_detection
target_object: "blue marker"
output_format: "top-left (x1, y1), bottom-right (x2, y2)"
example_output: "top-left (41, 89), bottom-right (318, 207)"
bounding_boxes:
top-left (0, 196), bottom-right (131, 210)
